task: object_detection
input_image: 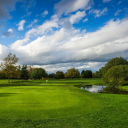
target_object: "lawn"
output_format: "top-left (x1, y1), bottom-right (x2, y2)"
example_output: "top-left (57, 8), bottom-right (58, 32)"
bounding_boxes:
top-left (0, 78), bottom-right (128, 128)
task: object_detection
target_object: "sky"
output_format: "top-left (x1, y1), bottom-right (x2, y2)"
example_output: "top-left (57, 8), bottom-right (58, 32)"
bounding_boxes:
top-left (0, 0), bottom-right (128, 73)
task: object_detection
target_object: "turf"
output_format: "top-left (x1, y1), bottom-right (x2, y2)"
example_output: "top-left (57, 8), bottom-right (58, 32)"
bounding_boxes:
top-left (0, 78), bottom-right (128, 128)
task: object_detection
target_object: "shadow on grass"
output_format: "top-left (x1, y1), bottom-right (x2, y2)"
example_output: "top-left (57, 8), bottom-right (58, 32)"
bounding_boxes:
top-left (0, 93), bottom-right (18, 97)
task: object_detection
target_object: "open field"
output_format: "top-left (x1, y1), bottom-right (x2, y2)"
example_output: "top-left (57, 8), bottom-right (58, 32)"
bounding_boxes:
top-left (0, 78), bottom-right (128, 128)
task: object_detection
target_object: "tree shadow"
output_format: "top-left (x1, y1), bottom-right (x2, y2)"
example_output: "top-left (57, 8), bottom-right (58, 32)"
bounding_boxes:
top-left (0, 93), bottom-right (18, 97)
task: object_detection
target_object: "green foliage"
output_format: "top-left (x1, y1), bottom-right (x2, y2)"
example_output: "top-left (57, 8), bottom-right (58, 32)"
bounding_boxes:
top-left (101, 57), bottom-right (128, 77)
top-left (55, 71), bottom-right (64, 79)
top-left (81, 70), bottom-right (92, 78)
top-left (31, 68), bottom-right (47, 79)
top-left (65, 68), bottom-right (80, 78)
top-left (48, 73), bottom-right (55, 79)
top-left (0, 53), bottom-right (19, 83)
top-left (20, 65), bottom-right (29, 80)
top-left (0, 71), bottom-right (6, 79)
top-left (103, 65), bottom-right (128, 88)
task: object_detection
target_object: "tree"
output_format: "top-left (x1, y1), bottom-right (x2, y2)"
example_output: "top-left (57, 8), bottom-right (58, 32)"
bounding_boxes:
top-left (0, 71), bottom-right (6, 79)
top-left (48, 73), bottom-right (55, 79)
top-left (27, 65), bottom-right (35, 78)
top-left (21, 65), bottom-right (29, 81)
top-left (0, 53), bottom-right (19, 83)
top-left (15, 65), bottom-right (21, 81)
top-left (31, 68), bottom-right (47, 79)
top-left (55, 71), bottom-right (64, 79)
top-left (81, 70), bottom-right (92, 78)
top-left (101, 57), bottom-right (128, 77)
top-left (92, 70), bottom-right (102, 78)
top-left (66, 68), bottom-right (80, 79)
top-left (103, 65), bottom-right (128, 88)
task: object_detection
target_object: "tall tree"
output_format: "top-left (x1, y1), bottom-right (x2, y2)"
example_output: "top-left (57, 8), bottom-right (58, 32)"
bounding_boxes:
top-left (103, 65), bottom-right (128, 88)
top-left (15, 65), bottom-right (21, 81)
top-left (31, 68), bottom-right (47, 79)
top-left (21, 65), bottom-right (29, 82)
top-left (48, 73), bottom-right (55, 79)
top-left (101, 57), bottom-right (128, 77)
top-left (81, 70), bottom-right (92, 78)
top-left (0, 53), bottom-right (19, 83)
top-left (55, 71), bottom-right (64, 79)
top-left (66, 68), bottom-right (80, 79)
top-left (27, 65), bottom-right (35, 78)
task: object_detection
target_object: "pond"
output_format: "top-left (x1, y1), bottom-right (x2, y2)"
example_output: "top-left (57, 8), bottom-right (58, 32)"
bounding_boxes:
top-left (80, 85), bottom-right (106, 93)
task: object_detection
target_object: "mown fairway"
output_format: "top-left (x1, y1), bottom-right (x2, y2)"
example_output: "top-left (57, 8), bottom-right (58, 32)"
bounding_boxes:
top-left (0, 79), bottom-right (128, 128)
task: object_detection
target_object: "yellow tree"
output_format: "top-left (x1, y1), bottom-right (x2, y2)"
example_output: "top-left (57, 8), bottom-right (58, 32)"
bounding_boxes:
top-left (0, 53), bottom-right (19, 83)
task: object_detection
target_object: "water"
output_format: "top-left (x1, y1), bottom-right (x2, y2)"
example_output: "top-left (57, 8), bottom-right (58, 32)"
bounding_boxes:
top-left (80, 85), bottom-right (106, 93)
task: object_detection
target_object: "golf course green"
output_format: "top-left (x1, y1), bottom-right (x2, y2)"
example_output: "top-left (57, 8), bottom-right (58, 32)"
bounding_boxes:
top-left (0, 78), bottom-right (128, 128)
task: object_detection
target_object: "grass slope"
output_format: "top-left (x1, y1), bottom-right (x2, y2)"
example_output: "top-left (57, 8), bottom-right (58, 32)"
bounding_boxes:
top-left (0, 79), bottom-right (128, 128)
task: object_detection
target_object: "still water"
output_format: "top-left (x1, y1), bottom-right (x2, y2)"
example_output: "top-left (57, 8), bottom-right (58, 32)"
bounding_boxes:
top-left (80, 85), bottom-right (106, 93)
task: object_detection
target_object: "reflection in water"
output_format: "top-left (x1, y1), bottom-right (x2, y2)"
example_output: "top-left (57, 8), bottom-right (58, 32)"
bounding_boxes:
top-left (81, 85), bottom-right (106, 93)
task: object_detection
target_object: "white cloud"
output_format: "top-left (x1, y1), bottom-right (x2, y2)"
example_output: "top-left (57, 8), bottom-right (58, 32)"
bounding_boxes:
top-left (83, 18), bottom-right (88, 22)
top-left (90, 7), bottom-right (108, 18)
top-left (32, 61), bottom-right (106, 73)
top-left (103, 0), bottom-right (111, 3)
top-left (9, 18), bottom-right (128, 67)
top-left (17, 20), bottom-right (26, 31)
top-left (41, 10), bottom-right (48, 17)
top-left (54, 0), bottom-right (92, 15)
top-left (0, 44), bottom-right (8, 61)
top-left (69, 11), bottom-right (86, 24)
top-left (27, 19), bottom-right (38, 28)
top-left (11, 19), bottom-right (59, 49)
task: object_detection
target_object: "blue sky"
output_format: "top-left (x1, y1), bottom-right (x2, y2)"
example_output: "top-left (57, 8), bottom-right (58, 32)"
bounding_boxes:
top-left (0, 0), bottom-right (128, 73)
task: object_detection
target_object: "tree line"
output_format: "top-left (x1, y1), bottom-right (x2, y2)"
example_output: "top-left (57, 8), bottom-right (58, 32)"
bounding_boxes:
top-left (0, 53), bottom-right (95, 83)
top-left (1, 53), bottom-right (128, 89)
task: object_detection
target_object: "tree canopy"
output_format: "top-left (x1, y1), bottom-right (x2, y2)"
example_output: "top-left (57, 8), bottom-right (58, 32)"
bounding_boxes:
top-left (103, 65), bottom-right (128, 88)
top-left (31, 68), bottom-right (47, 79)
top-left (55, 71), bottom-right (64, 79)
top-left (21, 65), bottom-right (29, 81)
top-left (65, 68), bottom-right (80, 78)
top-left (0, 53), bottom-right (19, 83)
top-left (81, 70), bottom-right (92, 78)
top-left (101, 57), bottom-right (128, 77)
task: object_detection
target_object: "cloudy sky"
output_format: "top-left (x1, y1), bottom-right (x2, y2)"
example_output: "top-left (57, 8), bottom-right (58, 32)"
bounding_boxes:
top-left (0, 0), bottom-right (128, 73)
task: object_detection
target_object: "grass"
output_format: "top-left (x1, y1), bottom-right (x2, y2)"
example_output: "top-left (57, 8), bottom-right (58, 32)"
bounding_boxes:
top-left (0, 78), bottom-right (128, 128)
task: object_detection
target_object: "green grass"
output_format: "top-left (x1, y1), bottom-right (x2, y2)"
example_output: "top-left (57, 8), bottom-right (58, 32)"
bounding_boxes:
top-left (0, 78), bottom-right (128, 128)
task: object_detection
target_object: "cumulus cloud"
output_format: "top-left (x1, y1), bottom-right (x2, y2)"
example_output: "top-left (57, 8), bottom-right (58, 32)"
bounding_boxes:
top-left (54, 0), bottom-right (92, 15)
top-left (41, 10), bottom-right (48, 17)
top-left (2, 28), bottom-right (13, 37)
top-left (32, 62), bottom-right (106, 73)
top-left (90, 7), bottom-right (108, 18)
top-left (9, 18), bottom-right (128, 67)
top-left (103, 0), bottom-right (111, 3)
top-left (11, 19), bottom-right (59, 49)
top-left (69, 11), bottom-right (86, 24)
top-left (0, 44), bottom-right (8, 61)
top-left (17, 20), bottom-right (26, 31)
